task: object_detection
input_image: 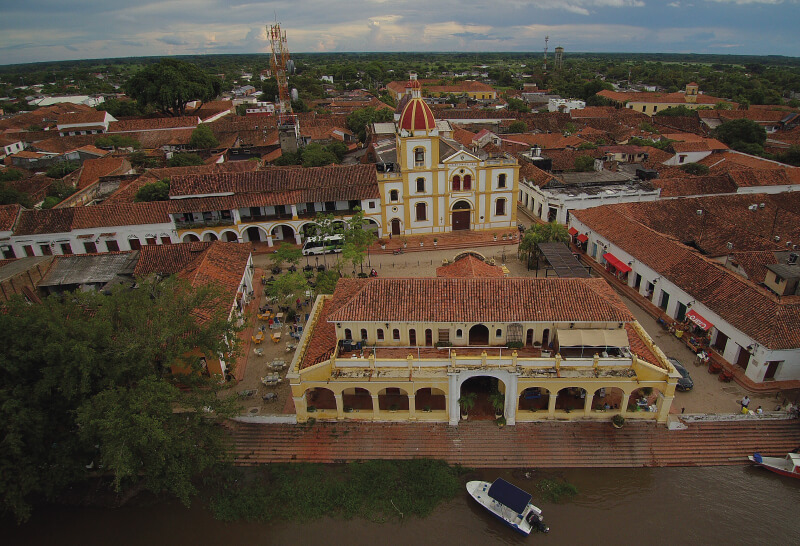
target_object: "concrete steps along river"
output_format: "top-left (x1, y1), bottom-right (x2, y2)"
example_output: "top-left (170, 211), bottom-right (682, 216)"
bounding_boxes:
top-left (228, 419), bottom-right (800, 468)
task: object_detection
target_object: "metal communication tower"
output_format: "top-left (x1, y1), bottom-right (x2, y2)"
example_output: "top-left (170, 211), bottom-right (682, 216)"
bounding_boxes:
top-left (543, 35), bottom-right (549, 72)
top-left (268, 23), bottom-right (293, 122)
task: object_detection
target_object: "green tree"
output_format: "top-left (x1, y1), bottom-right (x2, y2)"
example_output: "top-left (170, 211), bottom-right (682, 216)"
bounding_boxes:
top-left (313, 270), bottom-right (340, 295)
top-left (573, 155), bottom-right (595, 172)
top-left (0, 183), bottom-right (33, 208)
top-left (346, 106), bottom-right (393, 142)
top-left (0, 169), bottom-right (24, 183)
top-left (714, 118), bottom-right (766, 154)
top-left (0, 277), bottom-right (240, 522)
top-left (775, 145), bottom-right (800, 167)
top-left (301, 143), bottom-right (338, 167)
top-left (518, 221), bottom-right (570, 270)
top-left (508, 120), bottom-right (528, 133)
top-left (46, 161), bottom-right (79, 179)
top-left (268, 271), bottom-right (309, 307)
top-left (654, 105), bottom-right (698, 117)
top-left (168, 153), bottom-right (205, 167)
top-left (126, 59), bottom-right (221, 117)
top-left (189, 123), bottom-right (219, 149)
top-left (680, 163), bottom-right (710, 175)
top-left (342, 207), bottom-right (376, 275)
top-left (135, 178), bottom-right (170, 202)
top-left (129, 151), bottom-right (159, 170)
top-left (270, 242), bottom-right (303, 271)
top-left (506, 98), bottom-right (530, 113)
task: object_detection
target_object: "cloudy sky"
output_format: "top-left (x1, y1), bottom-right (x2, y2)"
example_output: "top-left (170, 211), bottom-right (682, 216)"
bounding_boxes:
top-left (2, 0), bottom-right (799, 65)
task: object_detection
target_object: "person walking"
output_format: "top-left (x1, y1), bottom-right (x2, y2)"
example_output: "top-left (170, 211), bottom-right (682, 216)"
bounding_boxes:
top-left (741, 395), bottom-right (751, 410)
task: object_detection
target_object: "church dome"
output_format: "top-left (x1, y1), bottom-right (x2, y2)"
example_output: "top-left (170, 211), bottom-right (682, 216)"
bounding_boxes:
top-left (398, 97), bottom-right (435, 132)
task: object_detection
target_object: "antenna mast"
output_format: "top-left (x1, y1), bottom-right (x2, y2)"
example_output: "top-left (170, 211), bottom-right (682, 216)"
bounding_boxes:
top-left (543, 35), bottom-right (549, 72)
top-left (269, 22), bottom-right (293, 123)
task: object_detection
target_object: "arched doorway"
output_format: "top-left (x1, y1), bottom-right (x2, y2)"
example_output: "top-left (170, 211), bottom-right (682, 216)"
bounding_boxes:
top-left (518, 387), bottom-right (550, 413)
top-left (202, 232), bottom-right (218, 242)
top-left (592, 387), bottom-right (624, 413)
top-left (460, 376), bottom-right (504, 420)
top-left (305, 387), bottom-right (336, 411)
top-left (246, 226), bottom-right (262, 242)
top-left (452, 200), bottom-right (471, 231)
top-left (415, 388), bottom-right (446, 412)
top-left (222, 230), bottom-right (239, 242)
top-left (469, 324), bottom-right (489, 345)
top-left (390, 218), bottom-right (401, 236)
top-left (378, 388), bottom-right (409, 411)
top-left (272, 225), bottom-right (295, 242)
top-left (555, 387), bottom-right (586, 412)
top-left (182, 233), bottom-right (200, 243)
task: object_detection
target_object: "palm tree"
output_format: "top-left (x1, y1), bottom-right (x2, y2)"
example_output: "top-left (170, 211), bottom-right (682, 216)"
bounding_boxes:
top-left (458, 392), bottom-right (477, 418)
top-left (518, 221), bottom-right (570, 271)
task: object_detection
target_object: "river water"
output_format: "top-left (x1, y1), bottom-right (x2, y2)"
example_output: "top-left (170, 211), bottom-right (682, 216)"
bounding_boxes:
top-left (4, 466), bottom-right (799, 545)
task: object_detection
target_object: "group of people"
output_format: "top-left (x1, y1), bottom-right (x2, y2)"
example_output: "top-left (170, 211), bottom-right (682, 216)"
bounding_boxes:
top-left (740, 395), bottom-right (763, 415)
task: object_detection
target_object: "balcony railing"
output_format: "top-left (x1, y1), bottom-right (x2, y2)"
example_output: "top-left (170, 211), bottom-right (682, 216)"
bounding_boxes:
top-left (239, 213), bottom-right (292, 223)
top-left (175, 218), bottom-right (234, 230)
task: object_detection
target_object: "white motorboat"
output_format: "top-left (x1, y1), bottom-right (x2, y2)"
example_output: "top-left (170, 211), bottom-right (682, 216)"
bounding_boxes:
top-left (466, 479), bottom-right (549, 535)
top-left (748, 452), bottom-right (800, 479)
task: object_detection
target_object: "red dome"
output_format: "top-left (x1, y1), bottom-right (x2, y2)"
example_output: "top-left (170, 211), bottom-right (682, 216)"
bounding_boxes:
top-left (399, 97), bottom-right (435, 132)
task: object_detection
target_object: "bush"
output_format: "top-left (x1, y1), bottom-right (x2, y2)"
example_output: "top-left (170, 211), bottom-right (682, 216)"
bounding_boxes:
top-left (135, 178), bottom-right (170, 202)
top-left (46, 161), bottom-right (79, 179)
top-left (189, 124), bottom-right (219, 149)
top-left (573, 155), bottom-right (595, 172)
top-left (167, 153), bottom-right (204, 167)
top-left (0, 169), bottom-right (24, 183)
top-left (434, 341), bottom-right (453, 348)
top-left (680, 163), bottom-right (710, 175)
top-left (506, 341), bottom-right (524, 349)
top-left (508, 120), bottom-right (528, 133)
top-left (95, 135), bottom-right (140, 150)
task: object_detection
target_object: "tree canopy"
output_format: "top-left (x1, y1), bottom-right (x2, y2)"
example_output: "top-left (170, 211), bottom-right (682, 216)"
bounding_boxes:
top-left (168, 153), bottom-right (205, 167)
top-left (346, 106), bottom-right (393, 142)
top-left (125, 59), bottom-right (221, 117)
top-left (189, 123), bottom-right (219, 149)
top-left (135, 178), bottom-right (170, 202)
top-left (714, 118), bottom-right (767, 154)
top-left (0, 277), bottom-right (241, 522)
top-left (518, 222), bottom-right (570, 270)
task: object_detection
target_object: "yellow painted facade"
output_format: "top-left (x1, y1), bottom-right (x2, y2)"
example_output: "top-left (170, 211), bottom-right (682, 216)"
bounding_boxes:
top-left (288, 295), bottom-right (680, 426)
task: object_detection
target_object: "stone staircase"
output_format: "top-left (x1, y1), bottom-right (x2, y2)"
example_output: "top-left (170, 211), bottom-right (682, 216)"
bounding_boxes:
top-left (229, 419), bottom-right (800, 468)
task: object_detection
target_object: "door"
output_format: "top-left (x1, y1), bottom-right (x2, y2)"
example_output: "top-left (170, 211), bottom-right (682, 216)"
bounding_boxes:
top-left (409, 329), bottom-right (417, 346)
top-left (425, 329), bottom-right (433, 346)
top-left (764, 361), bottom-right (781, 380)
top-left (391, 218), bottom-right (401, 236)
top-left (452, 210), bottom-right (470, 231)
top-left (713, 330), bottom-right (728, 351)
top-left (735, 345), bottom-right (751, 369)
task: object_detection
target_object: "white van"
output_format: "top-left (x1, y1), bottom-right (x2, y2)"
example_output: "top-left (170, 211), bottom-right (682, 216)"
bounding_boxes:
top-left (301, 234), bottom-right (344, 255)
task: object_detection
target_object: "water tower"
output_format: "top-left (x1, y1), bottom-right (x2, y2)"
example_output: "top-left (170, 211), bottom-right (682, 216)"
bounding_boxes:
top-left (555, 46), bottom-right (564, 70)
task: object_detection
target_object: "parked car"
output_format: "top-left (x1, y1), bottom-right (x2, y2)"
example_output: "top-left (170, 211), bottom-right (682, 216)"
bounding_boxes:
top-left (668, 357), bottom-right (694, 391)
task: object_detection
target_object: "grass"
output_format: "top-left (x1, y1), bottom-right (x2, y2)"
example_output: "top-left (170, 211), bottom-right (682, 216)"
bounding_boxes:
top-left (535, 478), bottom-right (578, 503)
top-left (205, 459), bottom-right (468, 523)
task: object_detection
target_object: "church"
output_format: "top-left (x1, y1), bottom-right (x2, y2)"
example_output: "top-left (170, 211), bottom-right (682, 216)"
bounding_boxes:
top-left (373, 78), bottom-right (519, 237)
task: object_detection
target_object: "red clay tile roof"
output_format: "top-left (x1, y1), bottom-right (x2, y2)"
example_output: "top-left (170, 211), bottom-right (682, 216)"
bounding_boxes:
top-left (168, 164), bottom-right (379, 203)
top-left (572, 205), bottom-right (800, 350)
top-left (56, 110), bottom-right (108, 126)
top-left (3, 174), bottom-right (53, 202)
top-left (326, 277), bottom-right (634, 324)
top-left (74, 156), bottom-right (126, 190)
top-left (671, 139), bottom-right (728, 153)
top-left (436, 255), bottom-right (505, 278)
top-left (728, 251), bottom-right (778, 284)
top-left (424, 81), bottom-right (496, 95)
top-left (31, 134), bottom-right (99, 154)
top-left (727, 169), bottom-right (793, 188)
top-left (518, 159), bottom-right (560, 186)
top-left (598, 89), bottom-right (733, 106)
top-left (134, 241), bottom-right (213, 276)
top-left (651, 175), bottom-right (738, 198)
top-left (13, 201), bottom-right (171, 235)
top-left (0, 204), bottom-right (21, 231)
top-left (0, 103), bottom-right (93, 132)
top-left (451, 126), bottom-right (477, 147)
top-left (108, 116), bottom-right (199, 132)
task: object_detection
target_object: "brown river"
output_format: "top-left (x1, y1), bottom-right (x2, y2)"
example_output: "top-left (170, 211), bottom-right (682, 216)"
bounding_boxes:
top-left (4, 466), bottom-right (799, 545)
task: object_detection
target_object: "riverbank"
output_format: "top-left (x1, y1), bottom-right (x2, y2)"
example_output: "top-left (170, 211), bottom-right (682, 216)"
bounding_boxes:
top-left (4, 466), bottom-right (800, 545)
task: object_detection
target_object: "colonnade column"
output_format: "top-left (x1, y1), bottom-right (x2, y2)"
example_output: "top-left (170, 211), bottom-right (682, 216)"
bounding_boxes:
top-left (408, 394), bottom-right (416, 420)
top-left (547, 392), bottom-right (557, 417)
top-left (583, 393), bottom-right (594, 416)
top-left (448, 373), bottom-right (460, 426)
top-left (505, 374), bottom-right (518, 426)
top-left (294, 395), bottom-right (308, 422)
top-left (335, 393), bottom-right (344, 419)
top-left (371, 394), bottom-right (380, 420)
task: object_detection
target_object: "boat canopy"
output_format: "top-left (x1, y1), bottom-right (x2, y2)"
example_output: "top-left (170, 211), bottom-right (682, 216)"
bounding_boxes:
top-left (488, 478), bottom-right (532, 514)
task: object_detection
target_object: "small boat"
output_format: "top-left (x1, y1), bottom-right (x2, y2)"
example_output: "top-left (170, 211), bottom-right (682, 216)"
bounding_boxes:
top-left (466, 478), bottom-right (549, 535)
top-left (748, 452), bottom-right (800, 479)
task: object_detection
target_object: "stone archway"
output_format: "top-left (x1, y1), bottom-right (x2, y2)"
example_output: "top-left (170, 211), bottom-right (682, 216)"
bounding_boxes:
top-left (460, 376), bottom-right (504, 420)
top-left (451, 369), bottom-right (517, 426)
top-left (469, 324), bottom-right (489, 345)
top-left (452, 200), bottom-right (471, 231)
top-left (202, 232), bottom-right (218, 242)
top-left (221, 230), bottom-right (239, 242)
top-left (182, 233), bottom-right (200, 243)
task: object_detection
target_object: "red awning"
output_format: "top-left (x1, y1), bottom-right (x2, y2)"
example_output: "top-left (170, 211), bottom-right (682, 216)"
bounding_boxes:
top-left (602, 252), bottom-right (632, 273)
top-left (686, 309), bottom-right (713, 331)
top-left (576, 233), bottom-right (589, 243)
top-left (568, 227), bottom-right (578, 236)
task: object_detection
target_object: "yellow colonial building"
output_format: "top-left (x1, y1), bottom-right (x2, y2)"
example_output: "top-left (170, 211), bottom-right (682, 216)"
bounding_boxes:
top-left (377, 80), bottom-right (519, 237)
top-left (598, 83), bottom-right (736, 116)
top-left (288, 268), bottom-right (680, 426)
